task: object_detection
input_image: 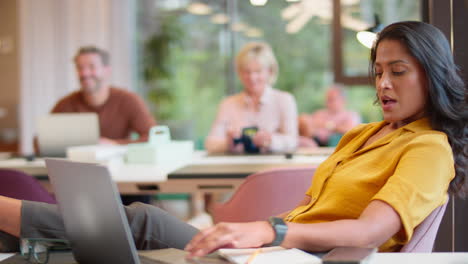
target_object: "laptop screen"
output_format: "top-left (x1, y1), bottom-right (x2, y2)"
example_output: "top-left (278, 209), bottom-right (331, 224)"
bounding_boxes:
top-left (37, 113), bottom-right (99, 157)
top-left (45, 158), bottom-right (140, 264)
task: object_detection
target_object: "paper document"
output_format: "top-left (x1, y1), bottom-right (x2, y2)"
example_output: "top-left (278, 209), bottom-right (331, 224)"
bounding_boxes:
top-left (217, 247), bottom-right (321, 264)
top-left (0, 253), bottom-right (14, 261)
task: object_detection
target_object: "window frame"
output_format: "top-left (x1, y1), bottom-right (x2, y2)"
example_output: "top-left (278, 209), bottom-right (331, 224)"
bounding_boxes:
top-left (332, 0), bottom-right (371, 86)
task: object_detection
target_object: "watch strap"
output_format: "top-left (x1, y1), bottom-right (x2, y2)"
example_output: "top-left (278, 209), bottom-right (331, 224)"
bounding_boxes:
top-left (265, 217), bottom-right (288, 246)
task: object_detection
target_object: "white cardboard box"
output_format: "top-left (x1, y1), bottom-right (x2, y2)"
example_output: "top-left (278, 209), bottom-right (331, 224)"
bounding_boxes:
top-left (67, 145), bottom-right (127, 163)
top-left (126, 140), bottom-right (194, 165)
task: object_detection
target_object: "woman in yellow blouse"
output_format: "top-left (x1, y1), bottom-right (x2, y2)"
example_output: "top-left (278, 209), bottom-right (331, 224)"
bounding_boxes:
top-left (187, 20), bottom-right (467, 255)
top-left (0, 21), bottom-right (466, 255)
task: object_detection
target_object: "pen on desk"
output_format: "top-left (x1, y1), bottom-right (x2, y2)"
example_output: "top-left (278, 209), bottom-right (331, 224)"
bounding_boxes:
top-left (245, 248), bottom-right (261, 264)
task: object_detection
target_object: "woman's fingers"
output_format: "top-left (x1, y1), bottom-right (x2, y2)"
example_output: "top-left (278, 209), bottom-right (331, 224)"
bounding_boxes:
top-left (185, 225), bottom-right (217, 251)
top-left (186, 222), bottom-right (272, 257)
top-left (187, 223), bottom-right (237, 256)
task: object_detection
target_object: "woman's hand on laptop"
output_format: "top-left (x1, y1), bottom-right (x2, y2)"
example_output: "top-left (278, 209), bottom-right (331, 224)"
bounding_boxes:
top-left (185, 221), bottom-right (274, 257)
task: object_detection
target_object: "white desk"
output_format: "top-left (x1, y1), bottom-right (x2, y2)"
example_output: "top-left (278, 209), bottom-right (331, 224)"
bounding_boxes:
top-left (0, 151), bottom-right (328, 195)
top-left (170, 152), bottom-right (326, 178)
top-left (0, 253), bottom-right (14, 261)
top-left (157, 152), bottom-right (324, 206)
top-left (0, 151), bottom-right (328, 218)
top-left (0, 158), bottom-right (47, 176)
top-left (370, 253), bottom-right (468, 263)
top-left (0, 158), bottom-right (183, 195)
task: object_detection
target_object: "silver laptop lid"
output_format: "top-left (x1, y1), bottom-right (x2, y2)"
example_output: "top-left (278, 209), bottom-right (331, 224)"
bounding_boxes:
top-left (38, 113), bottom-right (100, 157)
top-left (45, 158), bottom-right (140, 264)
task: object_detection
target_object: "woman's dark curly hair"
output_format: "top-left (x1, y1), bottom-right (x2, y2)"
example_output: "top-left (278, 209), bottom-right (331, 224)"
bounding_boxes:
top-left (370, 21), bottom-right (468, 198)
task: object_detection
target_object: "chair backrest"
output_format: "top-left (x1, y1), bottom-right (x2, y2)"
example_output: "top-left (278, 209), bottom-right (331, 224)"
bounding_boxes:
top-left (210, 166), bottom-right (316, 223)
top-left (400, 196), bottom-right (449, 252)
top-left (0, 169), bottom-right (56, 203)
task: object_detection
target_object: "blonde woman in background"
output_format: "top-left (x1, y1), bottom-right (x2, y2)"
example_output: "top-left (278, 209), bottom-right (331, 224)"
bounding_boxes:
top-left (205, 42), bottom-right (298, 154)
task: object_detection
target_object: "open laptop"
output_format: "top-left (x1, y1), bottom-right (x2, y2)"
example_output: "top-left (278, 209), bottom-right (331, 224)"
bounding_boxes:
top-left (45, 158), bottom-right (170, 264)
top-left (37, 113), bottom-right (100, 157)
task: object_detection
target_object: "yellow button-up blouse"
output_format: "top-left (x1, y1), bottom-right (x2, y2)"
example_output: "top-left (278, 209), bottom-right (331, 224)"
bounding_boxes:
top-left (285, 118), bottom-right (454, 252)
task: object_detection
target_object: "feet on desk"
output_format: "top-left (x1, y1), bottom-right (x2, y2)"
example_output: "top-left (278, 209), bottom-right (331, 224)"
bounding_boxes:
top-left (0, 231), bottom-right (19, 252)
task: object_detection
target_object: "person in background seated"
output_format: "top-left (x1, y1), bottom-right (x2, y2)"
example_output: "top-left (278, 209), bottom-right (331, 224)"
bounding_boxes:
top-left (51, 46), bottom-right (156, 145)
top-left (50, 46), bottom-right (157, 206)
top-left (0, 21), bottom-right (466, 256)
top-left (205, 42), bottom-right (298, 154)
top-left (298, 84), bottom-right (361, 147)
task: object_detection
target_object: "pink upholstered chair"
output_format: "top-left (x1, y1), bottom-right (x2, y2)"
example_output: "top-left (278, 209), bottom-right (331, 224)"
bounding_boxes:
top-left (0, 169), bottom-right (56, 203)
top-left (210, 166), bottom-right (316, 223)
top-left (400, 196), bottom-right (449, 252)
top-left (210, 166), bottom-right (446, 252)
top-left (0, 169), bottom-right (56, 252)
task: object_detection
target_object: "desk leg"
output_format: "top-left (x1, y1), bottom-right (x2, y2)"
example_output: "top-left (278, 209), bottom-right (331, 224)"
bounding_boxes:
top-left (190, 191), bottom-right (205, 217)
top-left (187, 191), bottom-right (214, 229)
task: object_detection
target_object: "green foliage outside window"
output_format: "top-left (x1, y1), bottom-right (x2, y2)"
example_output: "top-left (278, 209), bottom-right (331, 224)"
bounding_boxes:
top-left (137, 0), bottom-right (420, 148)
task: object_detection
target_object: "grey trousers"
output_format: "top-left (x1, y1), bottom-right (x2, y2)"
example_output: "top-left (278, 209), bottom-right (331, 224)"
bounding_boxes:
top-left (20, 201), bottom-right (199, 250)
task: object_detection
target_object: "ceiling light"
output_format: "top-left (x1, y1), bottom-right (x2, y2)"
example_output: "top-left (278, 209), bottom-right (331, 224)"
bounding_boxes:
top-left (211, 13), bottom-right (230, 24)
top-left (187, 2), bottom-right (212, 15)
top-left (281, 4), bottom-right (300, 20)
top-left (283, 0), bottom-right (332, 33)
top-left (356, 31), bottom-right (377, 49)
top-left (231, 22), bottom-right (248, 32)
top-left (356, 14), bottom-right (383, 48)
top-left (245, 27), bottom-right (263, 38)
top-left (341, 14), bottom-right (370, 31)
top-left (250, 0), bottom-right (268, 6)
top-left (342, 0), bottom-right (360, 5)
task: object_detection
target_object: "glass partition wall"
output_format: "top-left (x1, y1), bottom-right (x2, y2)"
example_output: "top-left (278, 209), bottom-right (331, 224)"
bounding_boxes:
top-left (135, 0), bottom-right (421, 147)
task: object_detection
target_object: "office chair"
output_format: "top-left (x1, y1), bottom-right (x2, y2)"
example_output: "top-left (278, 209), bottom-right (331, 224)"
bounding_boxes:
top-left (400, 196), bottom-right (449, 252)
top-left (0, 169), bottom-right (55, 203)
top-left (210, 166), bottom-right (316, 223)
top-left (0, 169), bottom-right (56, 252)
top-left (210, 166), bottom-right (446, 252)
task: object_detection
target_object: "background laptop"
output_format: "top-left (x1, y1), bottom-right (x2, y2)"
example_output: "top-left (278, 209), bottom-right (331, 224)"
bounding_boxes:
top-left (45, 159), bottom-right (205, 264)
top-left (37, 113), bottom-right (99, 157)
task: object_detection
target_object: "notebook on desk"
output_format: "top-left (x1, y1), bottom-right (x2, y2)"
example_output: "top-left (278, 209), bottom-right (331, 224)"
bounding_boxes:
top-left (45, 158), bottom-right (226, 264)
top-left (37, 113), bottom-right (99, 157)
top-left (217, 247), bottom-right (321, 264)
